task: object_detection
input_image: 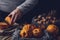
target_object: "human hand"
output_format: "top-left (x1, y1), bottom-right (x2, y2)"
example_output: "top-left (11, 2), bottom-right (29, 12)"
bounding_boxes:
top-left (5, 8), bottom-right (22, 25)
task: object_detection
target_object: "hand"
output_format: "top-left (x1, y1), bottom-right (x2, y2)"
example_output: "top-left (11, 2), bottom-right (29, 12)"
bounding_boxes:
top-left (7, 8), bottom-right (22, 24)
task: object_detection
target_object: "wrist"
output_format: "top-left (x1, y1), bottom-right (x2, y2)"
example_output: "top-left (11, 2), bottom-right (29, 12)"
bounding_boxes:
top-left (16, 7), bottom-right (23, 14)
top-left (15, 7), bottom-right (23, 19)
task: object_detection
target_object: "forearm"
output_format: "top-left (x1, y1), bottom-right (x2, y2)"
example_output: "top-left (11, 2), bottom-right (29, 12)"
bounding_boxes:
top-left (17, 0), bottom-right (39, 15)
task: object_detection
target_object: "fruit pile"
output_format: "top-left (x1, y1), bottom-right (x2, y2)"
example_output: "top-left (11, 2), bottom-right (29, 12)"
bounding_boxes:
top-left (19, 13), bottom-right (60, 40)
top-left (20, 24), bottom-right (43, 38)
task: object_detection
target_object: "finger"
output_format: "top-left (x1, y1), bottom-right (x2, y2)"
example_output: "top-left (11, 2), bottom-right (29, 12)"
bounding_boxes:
top-left (11, 13), bottom-right (17, 24)
top-left (10, 14), bottom-right (15, 24)
top-left (13, 13), bottom-right (18, 22)
top-left (8, 11), bottom-right (15, 17)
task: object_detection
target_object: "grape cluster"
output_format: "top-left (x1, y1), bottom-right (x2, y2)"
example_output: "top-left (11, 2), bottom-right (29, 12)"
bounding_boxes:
top-left (32, 13), bottom-right (57, 29)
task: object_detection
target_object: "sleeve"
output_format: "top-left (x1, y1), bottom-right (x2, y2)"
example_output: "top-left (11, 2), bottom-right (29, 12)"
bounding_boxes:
top-left (17, 0), bottom-right (39, 15)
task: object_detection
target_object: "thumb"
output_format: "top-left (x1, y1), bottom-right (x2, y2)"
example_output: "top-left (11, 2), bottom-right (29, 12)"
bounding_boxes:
top-left (10, 13), bottom-right (17, 24)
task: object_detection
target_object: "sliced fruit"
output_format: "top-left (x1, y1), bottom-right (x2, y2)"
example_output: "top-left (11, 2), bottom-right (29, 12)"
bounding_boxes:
top-left (5, 16), bottom-right (11, 25)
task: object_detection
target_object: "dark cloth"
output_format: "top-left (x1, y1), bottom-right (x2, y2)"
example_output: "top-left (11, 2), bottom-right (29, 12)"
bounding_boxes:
top-left (0, 0), bottom-right (25, 12)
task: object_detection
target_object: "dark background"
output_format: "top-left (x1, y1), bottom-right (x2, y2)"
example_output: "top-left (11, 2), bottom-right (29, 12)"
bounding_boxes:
top-left (17, 0), bottom-right (60, 24)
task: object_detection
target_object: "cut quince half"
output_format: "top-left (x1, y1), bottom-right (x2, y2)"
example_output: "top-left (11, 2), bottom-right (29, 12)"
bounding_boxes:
top-left (5, 16), bottom-right (11, 25)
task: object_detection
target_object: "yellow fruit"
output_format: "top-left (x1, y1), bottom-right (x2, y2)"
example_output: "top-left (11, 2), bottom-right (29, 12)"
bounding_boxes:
top-left (32, 28), bottom-right (42, 37)
top-left (5, 16), bottom-right (11, 24)
top-left (22, 24), bottom-right (36, 31)
top-left (22, 24), bottom-right (31, 31)
top-left (20, 24), bottom-right (36, 38)
top-left (20, 24), bottom-right (31, 38)
top-left (20, 29), bottom-right (28, 38)
top-left (46, 24), bottom-right (59, 34)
